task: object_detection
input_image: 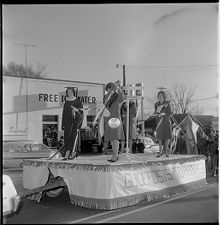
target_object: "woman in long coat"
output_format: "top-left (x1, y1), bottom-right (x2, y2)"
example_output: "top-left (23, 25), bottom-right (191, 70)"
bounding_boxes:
top-left (103, 82), bottom-right (125, 162)
top-left (154, 91), bottom-right (172, 157)
top-left (61, 87), bottom-right (83, 160)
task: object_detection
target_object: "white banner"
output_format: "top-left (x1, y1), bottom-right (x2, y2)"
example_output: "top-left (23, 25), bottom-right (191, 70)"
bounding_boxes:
top-left (23, 157), bottom-right (206, 200)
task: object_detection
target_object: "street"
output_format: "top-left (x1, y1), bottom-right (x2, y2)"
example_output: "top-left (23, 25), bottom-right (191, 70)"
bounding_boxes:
top-left (86, 184), bottom-right (218, 223)
top-left (3, 168), bottom-right (219, 224)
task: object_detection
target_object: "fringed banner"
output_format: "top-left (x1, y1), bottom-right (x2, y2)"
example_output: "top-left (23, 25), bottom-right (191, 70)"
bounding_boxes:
top-left (69, 179), bottom-right (207, 210)
top-left (22, 155), bottom-right (206, 172)
top-left (23, 154), bottom-right (207, 209)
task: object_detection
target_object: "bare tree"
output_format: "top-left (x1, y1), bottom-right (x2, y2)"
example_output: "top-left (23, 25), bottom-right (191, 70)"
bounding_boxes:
top-left (167, 84), bottom-right (203, 115)
top-left (145, 84), bottom-right (203, 115)
top-left (3, 61), bottom-right (46, 78)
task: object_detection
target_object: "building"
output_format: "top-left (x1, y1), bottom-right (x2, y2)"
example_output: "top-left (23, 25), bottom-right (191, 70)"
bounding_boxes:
top-left (3, 75), bottom-right (105, 149)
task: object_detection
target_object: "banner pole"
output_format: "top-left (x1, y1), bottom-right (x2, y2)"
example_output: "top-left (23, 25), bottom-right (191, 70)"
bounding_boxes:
top-left (126, 94), bottom-right (130, 153)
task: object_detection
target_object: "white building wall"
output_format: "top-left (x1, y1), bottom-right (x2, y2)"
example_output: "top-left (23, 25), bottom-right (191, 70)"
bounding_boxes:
top-left (3, 76), bottom-right (104, 143)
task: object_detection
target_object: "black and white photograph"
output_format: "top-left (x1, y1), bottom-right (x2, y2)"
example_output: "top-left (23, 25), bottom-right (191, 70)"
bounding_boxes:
top-left (2, 3), bottom-right (219, 223)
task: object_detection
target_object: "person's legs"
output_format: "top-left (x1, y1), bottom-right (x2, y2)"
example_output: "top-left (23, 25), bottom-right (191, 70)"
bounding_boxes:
top-left (102, 141), bottom-right (109, 154)
top-left (156, 140), bottom-right (163, 157)
top-left (205, 159), bottom-right (209, 173)
top-left (63, 134), bottom-right (71, 159)
top-left (164, 139), bottom-right (170, 156)
top-left (68, 130), bottom-right (79, 159)
top-left (210, 154), bottom-right (214, 171)
top-left (207, 154), bottom-right (212, 171)
top-left (129, 139), bottom-right (133, 153)
top-left (212, 154), bottom-right (217, 176)
top-left (64, 150), bottom-right (70, 160)
top-left (109, 139), bottom-right (119, 161)
top-left (120, 140), bottom-right (125, 153)
top-left (69, 150), bottom-right (77, 159)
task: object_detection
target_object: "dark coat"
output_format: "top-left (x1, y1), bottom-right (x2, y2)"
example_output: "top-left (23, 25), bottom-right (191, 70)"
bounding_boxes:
top-left (103, 92), bottom-right (125, 142)
top-left (62, 99), bottom-right (83, 152)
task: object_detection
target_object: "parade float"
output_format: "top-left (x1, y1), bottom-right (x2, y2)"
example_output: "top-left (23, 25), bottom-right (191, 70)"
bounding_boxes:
top-left (3, 77), bottom-right (207, 213)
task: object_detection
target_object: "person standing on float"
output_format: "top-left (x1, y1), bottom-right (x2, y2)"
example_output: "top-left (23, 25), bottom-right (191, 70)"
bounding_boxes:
top-left (121, 100), bottom-right (138, 153)
top-left (61, 87), bottom-right (83, 160)
top-left (154, 90), bottom-right (172, 157)
top-left (103, 82), bottom-right (125, 162)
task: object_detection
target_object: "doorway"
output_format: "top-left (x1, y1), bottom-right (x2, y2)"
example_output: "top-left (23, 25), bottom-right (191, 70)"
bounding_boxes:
top-left (42, 115), bottom-right (58, 149)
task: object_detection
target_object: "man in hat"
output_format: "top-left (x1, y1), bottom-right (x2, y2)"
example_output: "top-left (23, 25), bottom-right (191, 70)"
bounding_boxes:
top-left (61, 87), bottom-right (83, 160)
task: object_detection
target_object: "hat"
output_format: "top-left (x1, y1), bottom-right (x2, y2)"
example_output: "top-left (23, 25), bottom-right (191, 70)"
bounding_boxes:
top-left (65, 86), bottom-right (78, 91)
top-left (105, 82), bottom-right (114, 91)
top-left (65, 87), bottom-right (78, 97)
top-left (157, 90), bottom-right (166, 99)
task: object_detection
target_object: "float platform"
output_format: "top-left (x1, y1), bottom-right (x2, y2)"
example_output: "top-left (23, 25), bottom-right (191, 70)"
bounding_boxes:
top-left (22, 153), bottom-right (207, 210)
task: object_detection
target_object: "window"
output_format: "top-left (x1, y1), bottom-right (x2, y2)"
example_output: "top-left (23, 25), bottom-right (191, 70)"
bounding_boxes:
top-left (42, 115), bottom-right (59, 148)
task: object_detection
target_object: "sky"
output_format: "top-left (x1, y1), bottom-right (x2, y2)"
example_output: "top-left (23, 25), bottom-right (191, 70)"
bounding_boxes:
top-left (3, 3), bottom-right (219, 116)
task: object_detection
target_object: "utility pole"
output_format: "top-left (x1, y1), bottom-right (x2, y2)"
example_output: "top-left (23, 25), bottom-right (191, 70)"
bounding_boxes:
top-left (14, 43), bottom-right (38, 74)
top-left (122, 65), bottom-right (126, 86)
top-left (14, 43), bottom-right (37, 135)
top-left (116, 64), bottom-right (126, 86)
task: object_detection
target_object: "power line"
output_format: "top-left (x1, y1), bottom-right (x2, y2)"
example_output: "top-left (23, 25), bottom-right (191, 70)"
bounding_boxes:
top-left (127, 64), bottom-right (217, 69)
top-left (190, 95), bottom-right (218, 103)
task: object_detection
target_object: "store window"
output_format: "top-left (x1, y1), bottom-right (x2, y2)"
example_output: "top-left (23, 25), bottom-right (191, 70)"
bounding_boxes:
top-left (42, 115), bottom-right (58, 149)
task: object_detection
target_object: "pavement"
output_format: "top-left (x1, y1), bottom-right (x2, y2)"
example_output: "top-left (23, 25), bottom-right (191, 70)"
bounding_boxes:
top-left (206, 171), bottom-right (219, 184)
top-left (84, 184), bottom-right (218, 223)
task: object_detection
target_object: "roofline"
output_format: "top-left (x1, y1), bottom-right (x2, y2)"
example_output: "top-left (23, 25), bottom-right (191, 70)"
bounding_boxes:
top-left (3, 74), bottom-right (105, 87)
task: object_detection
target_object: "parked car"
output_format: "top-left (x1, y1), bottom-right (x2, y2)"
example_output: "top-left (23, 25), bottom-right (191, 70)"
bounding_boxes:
top-left (3, 141), bottom-right (57, 169)
top-left (3, 174), bottom-right (21, 222)
top-left (137, 136), bottom-right (160, 154)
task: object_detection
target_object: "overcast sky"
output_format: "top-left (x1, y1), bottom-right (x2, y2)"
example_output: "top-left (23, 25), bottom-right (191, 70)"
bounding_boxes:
top-left (3, 3), bottom-right (219, 116)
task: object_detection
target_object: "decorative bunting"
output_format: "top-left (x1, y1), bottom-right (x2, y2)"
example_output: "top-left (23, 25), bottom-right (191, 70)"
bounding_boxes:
top-left (23, 154), bottom-right (207, 211)
top-left (22, 155), bottom-right (206, 172)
